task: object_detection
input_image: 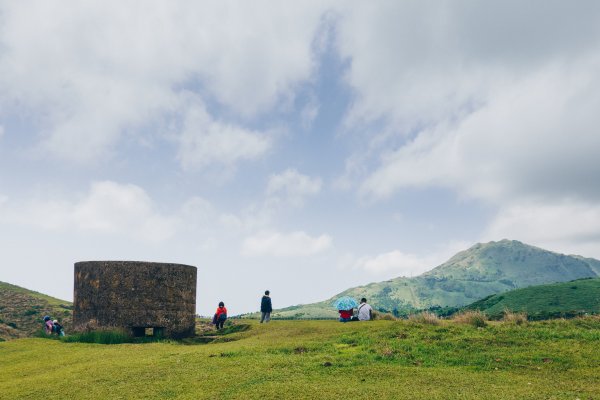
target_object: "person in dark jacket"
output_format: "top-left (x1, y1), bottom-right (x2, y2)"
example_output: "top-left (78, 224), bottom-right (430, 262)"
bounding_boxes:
top-left (260, 290), bottom-right (272, 323)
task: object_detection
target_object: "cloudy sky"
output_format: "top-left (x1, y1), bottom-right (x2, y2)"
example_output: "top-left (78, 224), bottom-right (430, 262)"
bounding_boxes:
top-left (1, 1), bottom-right (599, 315)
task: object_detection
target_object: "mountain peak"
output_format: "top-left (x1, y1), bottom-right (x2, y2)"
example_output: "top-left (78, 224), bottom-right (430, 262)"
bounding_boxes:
top-left (270, 240), bottom-right (600, 319)
top-left (424, 239), bottom-right (596, 283)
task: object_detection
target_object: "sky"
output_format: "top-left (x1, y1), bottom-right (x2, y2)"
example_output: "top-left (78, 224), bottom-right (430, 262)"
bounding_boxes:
top-left (1, 1), bottom-right (599, 316)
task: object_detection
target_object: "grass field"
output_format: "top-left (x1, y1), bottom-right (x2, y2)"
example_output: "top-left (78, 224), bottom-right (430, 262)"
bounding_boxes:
top-left (1, 319), bottom-right (599, 399)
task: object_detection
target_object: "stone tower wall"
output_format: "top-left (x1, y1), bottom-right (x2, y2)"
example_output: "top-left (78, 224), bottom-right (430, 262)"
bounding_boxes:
top-left (73, 261), bottom-right (197, 338)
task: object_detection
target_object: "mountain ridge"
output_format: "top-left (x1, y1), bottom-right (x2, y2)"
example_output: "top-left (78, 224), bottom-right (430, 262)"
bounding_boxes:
top-left (271, 240), bottom-right (600, 319)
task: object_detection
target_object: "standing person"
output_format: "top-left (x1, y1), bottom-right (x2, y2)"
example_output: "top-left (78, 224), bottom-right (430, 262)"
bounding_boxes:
top-left (214, 302), bottom-right (227, 330)
top-left (357, 298), bottom-right (373, 321)
top-left (260, 290), bottom-right (272, 323)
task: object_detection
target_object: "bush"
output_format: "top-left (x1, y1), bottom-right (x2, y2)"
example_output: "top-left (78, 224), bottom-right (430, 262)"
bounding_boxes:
top-left (373, 311), bottom-right (397, 321)
top-left (62, 329), bottom-right (133, 344)
top-left (502, 309), bottom-right (528, 325)
top-left (34, 328), bottom-right (55, 338)
top-left (452, 311), bottom-right (487, 328)
top-left (408, 311), bottom-right (440, 325)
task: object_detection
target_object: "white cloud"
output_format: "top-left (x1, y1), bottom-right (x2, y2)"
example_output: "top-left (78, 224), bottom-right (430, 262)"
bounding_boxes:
top-left (354, 250), bottom-right (431, 276)
top-left (0, 2), bottom-right (334, 162)
top-left (177, 99), bottom-right (271, 171)
top-left (360, 64), bottom-right (600, 203)
top-left (336, 2), bottom-right (600, 131)
top-left (266, 169), bottom-right (322, 207)
top-left (72, 181), bottom-right (178, 242)
top-left (242, 230), bottom-right (332, 257)
top-left (484, 201), bottom-right (600, 259)
top-left (330, 3), bottom-right (600, 207)
top-left (0, 181), bottom-right (178, 242)
top-left (344, 241), bottom-right (472, 278)
top-left (301, 95), bottom-right (320, 129)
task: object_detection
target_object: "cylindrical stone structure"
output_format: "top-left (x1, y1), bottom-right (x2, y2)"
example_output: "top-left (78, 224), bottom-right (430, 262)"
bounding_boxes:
top-left (73, 261), bottom-right (197, 338)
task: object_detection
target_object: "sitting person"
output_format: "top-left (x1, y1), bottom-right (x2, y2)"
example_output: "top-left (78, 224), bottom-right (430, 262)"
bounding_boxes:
top-left (53, 320), bottom-right (65, 336)
top-left (338, 309), bottom-right (353, 322)
top-left (357, 298), bottom-right (373, 321)
top-left (43, 316), bottom-right (53, 335)
top-left (214, 302), bottom-right (227, 330)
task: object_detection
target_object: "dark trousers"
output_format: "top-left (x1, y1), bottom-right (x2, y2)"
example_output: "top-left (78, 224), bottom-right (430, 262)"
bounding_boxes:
top-left (260, 312), bottom-right (271, 323)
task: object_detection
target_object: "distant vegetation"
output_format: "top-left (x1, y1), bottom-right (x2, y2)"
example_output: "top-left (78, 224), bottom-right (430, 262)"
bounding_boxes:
top-left (463, 277), bottom-right (600, 320)
top-left (271, 240), bottom-right (600, 319)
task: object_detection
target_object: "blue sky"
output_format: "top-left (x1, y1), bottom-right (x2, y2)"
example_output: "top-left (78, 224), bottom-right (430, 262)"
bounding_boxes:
top-left (1, 1), bottom-right (600, 315)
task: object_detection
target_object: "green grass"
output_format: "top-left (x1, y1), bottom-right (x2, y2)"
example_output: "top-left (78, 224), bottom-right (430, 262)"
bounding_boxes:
top-left (60, 329), bottom-right (135, 344)
top-left (465, 277), bottom-right (600, 319)
top-left (1, 319), bottom-right (599, 399)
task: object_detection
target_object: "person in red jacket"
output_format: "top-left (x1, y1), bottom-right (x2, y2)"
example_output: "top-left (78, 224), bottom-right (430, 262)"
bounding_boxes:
top-left (214, 301), bottom-right (227, 330)
top-left (339, 309), bottom-right (353, 322)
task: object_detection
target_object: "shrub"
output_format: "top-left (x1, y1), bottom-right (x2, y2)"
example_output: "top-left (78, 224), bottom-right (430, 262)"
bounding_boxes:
top-left (452, 311), bottom-right (487, 328)
top-left (502, 309), bottom-right (528, 325)
top-left (408, 311), bottom-right (440, 325)
top-left (34, 328), bottom-right (54, 338)
top-left (62, 329), bottom-right (133, 344)
top-left (373, 311), bottom-right (397, 321)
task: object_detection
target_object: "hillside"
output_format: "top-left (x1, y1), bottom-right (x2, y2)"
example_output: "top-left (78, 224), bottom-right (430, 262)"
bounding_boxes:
top-left (271, 240), bottom-right (600, 319)
top-left (0, 281), bottom-right (72, 341)
top-left (464, 277), bottom-right (600, 319)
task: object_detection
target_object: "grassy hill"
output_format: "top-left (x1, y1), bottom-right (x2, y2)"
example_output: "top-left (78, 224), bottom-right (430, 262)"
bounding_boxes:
top-left (271, 240), bottom-right (600, 319)
top-left (464, 277), bottom-right (600, 319)
top-left (1, 318), bottom-right (599, 399)
top-left (0, 281), bottom-right (72, 341)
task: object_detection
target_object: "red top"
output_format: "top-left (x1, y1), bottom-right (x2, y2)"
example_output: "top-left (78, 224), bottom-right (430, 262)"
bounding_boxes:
top-left (339, 309), bottom-right (352, 319)
top-left (216, 306), bottom-right (227, 317)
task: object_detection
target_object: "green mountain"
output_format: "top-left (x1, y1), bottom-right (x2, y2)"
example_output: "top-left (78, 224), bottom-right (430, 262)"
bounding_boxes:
top-left (464, 277), bottom-right (600, 319)
top-left (0, 281), bottom-right (72, 341)
top-left (272, 240), bottom-right (600, 319)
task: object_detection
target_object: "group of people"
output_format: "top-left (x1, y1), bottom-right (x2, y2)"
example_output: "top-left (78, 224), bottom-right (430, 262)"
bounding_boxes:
top-left (211, 291), bottom-right (373, 327)
top-left (338, 298), bottom-right (373, 322)
top-left (211, 290), bottom-right (273, 329)
top-left (43, 315), bottom-right (65, 336)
